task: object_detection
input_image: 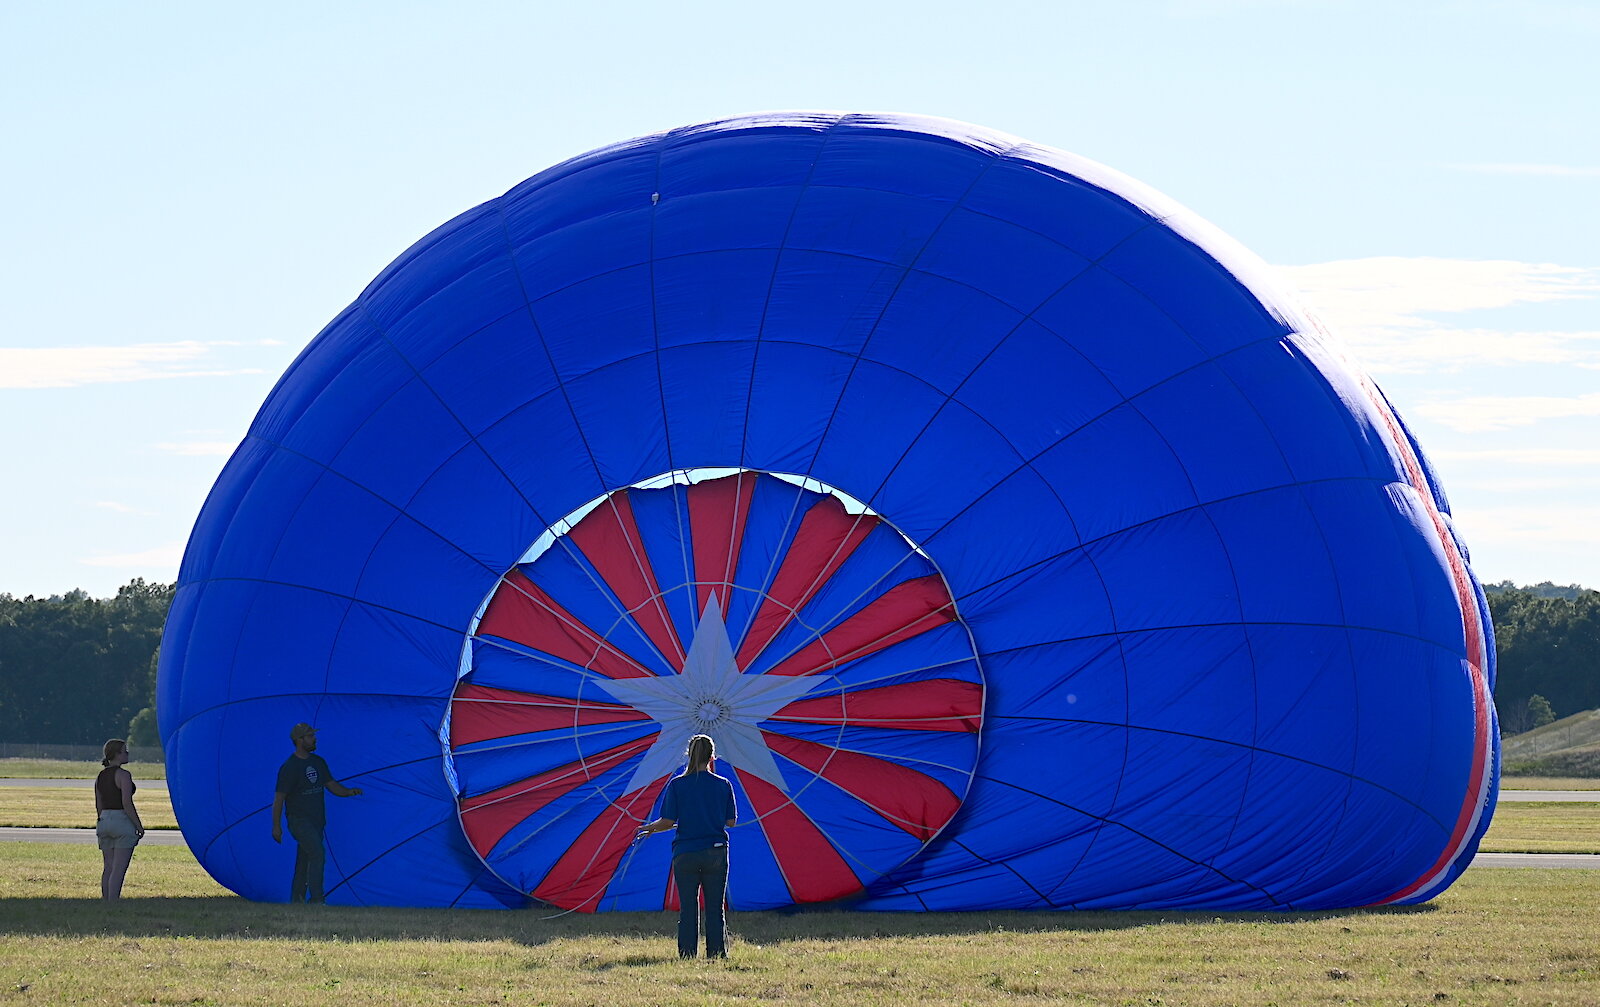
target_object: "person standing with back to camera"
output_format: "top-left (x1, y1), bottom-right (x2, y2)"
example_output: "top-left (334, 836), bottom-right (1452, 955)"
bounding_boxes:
top-left (271, 722), bottom-right (362, 904)
top-left (95, 738), bottom-right (145, 900)
top-left (635, 734), bottom-right (738, 958)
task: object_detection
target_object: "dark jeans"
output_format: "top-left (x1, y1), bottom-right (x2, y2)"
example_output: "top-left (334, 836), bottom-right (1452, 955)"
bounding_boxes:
top-left (287, 817), bottom-right (326, 903)
top-left (672, 847), bottom-right (728, 958)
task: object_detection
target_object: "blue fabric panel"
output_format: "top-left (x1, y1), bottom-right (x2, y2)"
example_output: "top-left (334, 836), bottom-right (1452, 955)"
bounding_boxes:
top-left (477, 390), bottom-right (608, 525)
top-left (760, 249), bottom-right (905, 356)
top-left (264, 471), bottom-right (396, 596)
top-left (656, 249), bottom-right (776, 349)
top-left (871, 401), bottom-right (1028, 542)
top-left (660, 341), bottom-right (758, 467)
top-left (955, 319), bottom-right (1124, 462)
top-left (1084, 507), bottom-right (1241, 632)
top-left (1122, 625), bottom-right (1254, 746)
top-left (532, 263), bottom-right (656, 382)
top-left (327, 601), bottom-right (465, 698)
top-left (276, 333), bottom-right (412, 466)
top-left (404, 443), bottom-right (540, 572)
top-left (1206, 487), bottom-right (1344, 625)
top-left (564, 355), bottom-right (672, 490)
top-left (1099, 226), bottom-right (1290, 357)
top-left (655, 189), bottom-right (800, 257)
top-left (466, 640), bottom-right (593, 698)
top-left (809, 361), bottom-right (947, 510)
top-left (499, 150), bottom-right (657, 243)
top-left (1218, 340), bottom-right (1373, 485)
top-left (626, 482), bottom-right (699, 644)
top-left (419, 309), bottom-right (553, 437)
top-left (206, 448), bottom-right (323, 583)
top-left (330, 379), bottom-right (475, 506)
top-left (964, 159), bottom-right (1146, 261)
top-left (224, 582), bottom-right (350, 704)
top-left (742, 341), bottom-right (855, 473)
top-left (864, 271), bottom-right (1023, 395)
top-left (1134, 362), bottom-right (1294, 504)
top-left (956, 550), bottom-right (1119, 652)
top-left (921, 467), bottom-right (1080, 602)
top-left (978, 636), bottom-right (1126, 722)
top-left (1031, 403), bottom-right (1199, 544)
top-left (363, 209), bottom-right (524, 370)
top-left (178, 437), bottom-right (274, 585)
top-left (787, 186), bottom-right (951, 266)
top-left (917, 207), bottom-right (1092, 312)
top-left (810, 129), bottom-right (989, 199)
top-left (352, 517), bottom-right (496, 629)
top-left (249, 303), bottom-right (370, 444)
top-left (1033, 266), bottom-right (1206, 398)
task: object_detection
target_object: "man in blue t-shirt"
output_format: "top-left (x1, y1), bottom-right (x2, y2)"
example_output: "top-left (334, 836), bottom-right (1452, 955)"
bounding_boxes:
top-left (636, 735), bottom-right (737, 957)
top-left (271, 723), bottom-right (361, 904)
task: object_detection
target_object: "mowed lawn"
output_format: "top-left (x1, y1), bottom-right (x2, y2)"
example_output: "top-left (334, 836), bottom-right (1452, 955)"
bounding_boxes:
top-left (0, 843), bottom-right (1596, 1007)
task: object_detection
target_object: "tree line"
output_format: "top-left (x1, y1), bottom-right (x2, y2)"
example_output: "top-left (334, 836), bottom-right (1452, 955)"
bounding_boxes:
top-left (0, 578), bottom-right (1595, 747)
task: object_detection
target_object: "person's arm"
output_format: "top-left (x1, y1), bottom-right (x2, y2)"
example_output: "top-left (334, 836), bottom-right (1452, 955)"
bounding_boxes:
top-left (271, 792), bottom-right (286, 842)
top-left (326, 780), bottom-right (363, 797)
top-left (117, 770), bottom-right (144, 835)
top-left (635, 817), bottom-right (676, 839)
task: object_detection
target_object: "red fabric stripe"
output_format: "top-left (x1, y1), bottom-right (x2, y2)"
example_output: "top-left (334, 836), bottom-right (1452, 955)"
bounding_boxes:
top-left (763, 574), bottom-right (956, 677)
top-left (532, 777), bottom-right (669, 911)
top-left (449, 684), bottom-right (650, 747)
top-left (736, 769), bottom-right (863, 904)
top-left (691, 472), bottom-right (758, 616)
top-left (768, 679), bottom-right (982, 733)
top-left (1353, 366), bottom-right (1493, 904)
top-left (458, 733), bottom-right (657, 857)
top-left (734, 495), bottom-right (875, 670)
top-left (763, 732), bottom-right (961, 841)
top-left (476, 569), bottom-right (654, 680)
top-left (567, 491), bottom-right (685, 668)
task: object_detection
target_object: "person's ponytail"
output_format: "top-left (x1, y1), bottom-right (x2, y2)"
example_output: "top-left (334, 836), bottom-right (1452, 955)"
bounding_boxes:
top-left (686, 734), bottom-right (715, 773)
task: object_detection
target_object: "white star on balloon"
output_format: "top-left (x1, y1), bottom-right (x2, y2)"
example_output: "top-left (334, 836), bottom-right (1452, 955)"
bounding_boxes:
top-left (599, 593), bottom-right (820, 793)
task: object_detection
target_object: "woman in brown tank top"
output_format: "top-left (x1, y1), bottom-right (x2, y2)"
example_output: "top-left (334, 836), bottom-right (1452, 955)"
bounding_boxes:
top-left (94, 738), bottom-right (144, 900)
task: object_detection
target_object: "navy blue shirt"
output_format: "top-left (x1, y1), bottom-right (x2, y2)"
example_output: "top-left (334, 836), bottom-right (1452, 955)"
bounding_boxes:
top-left (661, 770), bottom-right (736, 856)
top-left (276, 753), bottom-right (333, 827)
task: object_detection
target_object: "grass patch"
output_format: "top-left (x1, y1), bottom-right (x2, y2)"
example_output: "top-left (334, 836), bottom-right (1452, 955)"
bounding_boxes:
top-left (1500, 775), bottom-right (1600, 791)
top-left (1479, 802), bottom-right (1600, 854)
top-left (0, 758), bottom-right (166, 780)
top-left (0, 843), bottom-right (1596, 1006)
top-left (0, 786), bottom-right (178, 830)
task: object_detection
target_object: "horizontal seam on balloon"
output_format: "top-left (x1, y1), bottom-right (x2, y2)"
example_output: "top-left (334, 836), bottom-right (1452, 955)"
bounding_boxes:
top-left (973, 618), bottom-right (1475, 663)
top-left (983, 714), bottom-right (1452, 834)
top-left (975, 773), bottom-right (1287, 908)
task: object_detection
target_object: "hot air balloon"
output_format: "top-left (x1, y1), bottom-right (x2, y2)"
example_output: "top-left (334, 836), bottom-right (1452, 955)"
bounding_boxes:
top-left (158, 113), bottom-right (1497, 911)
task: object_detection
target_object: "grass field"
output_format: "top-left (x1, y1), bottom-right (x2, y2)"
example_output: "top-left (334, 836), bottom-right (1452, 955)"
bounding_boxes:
top-left (0, 843), bottom-right (1596, 1006)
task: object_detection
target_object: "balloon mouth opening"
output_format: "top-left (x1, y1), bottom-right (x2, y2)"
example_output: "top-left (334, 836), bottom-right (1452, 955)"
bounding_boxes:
top-left (441, 465), bottom-right (986, 909)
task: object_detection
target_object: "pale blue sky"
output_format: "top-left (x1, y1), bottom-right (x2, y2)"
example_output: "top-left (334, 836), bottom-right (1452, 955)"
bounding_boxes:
top-left (3, 0), bottom-right (1597, 597)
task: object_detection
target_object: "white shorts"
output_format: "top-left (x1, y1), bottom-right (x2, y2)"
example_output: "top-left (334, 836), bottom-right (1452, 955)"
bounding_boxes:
top-left (96, 809), bottom-right (141, 851)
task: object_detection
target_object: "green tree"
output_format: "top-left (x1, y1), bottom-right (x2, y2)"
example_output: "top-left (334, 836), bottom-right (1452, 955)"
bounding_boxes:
top-left (1526, 693), bottom-right (1556, 729)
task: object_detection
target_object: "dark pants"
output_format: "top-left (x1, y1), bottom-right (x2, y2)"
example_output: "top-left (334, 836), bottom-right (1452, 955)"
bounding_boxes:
top-left (287, 817), bottom-right (326, 903)
top-left (672, 847), bottom-right (729, 958)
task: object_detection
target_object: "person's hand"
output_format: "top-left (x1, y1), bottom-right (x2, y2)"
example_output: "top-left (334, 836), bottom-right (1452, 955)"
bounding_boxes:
top-left (634, 824), bottom-right (651, 841)
top-left (349, 788), bottom-right (363, 797)
top-left (272, 824), bottom-right (282, 844)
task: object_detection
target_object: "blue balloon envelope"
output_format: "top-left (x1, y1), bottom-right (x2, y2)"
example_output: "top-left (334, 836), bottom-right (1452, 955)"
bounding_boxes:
top-left (159, 113), bottom-right (1498, 911)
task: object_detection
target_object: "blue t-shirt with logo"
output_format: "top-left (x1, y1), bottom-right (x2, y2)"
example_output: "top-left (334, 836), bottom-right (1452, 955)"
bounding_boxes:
top-left (661, 770), bottom-right (736, 856)
top-left (276, 753), bottom-right (332, 826)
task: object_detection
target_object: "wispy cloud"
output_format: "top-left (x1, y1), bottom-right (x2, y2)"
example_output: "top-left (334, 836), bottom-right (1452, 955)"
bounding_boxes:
top-left (0, 341), bottom-right (277, 390)
top-left (1277, 257), bottom-right (1600, 373)
top-left (1434, 448), bottom-right (1600, 466)
top-left (1454, 506), bottom-right (1600, 547)
top-left (1416, 392), bottom-right (1600, 433)
top-left (1452, 163), bottom-right (1600, 177)
top-left (152, 441), bottom-right (238, 457)
top-left (79, 542), bottom-right (184, 569)
top-left (94, 501), bottom-right (158, 517)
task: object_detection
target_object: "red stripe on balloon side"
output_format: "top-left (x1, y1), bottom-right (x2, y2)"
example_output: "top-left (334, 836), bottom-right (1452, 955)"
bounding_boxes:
top-left (762, 574), bottom-right (956, 677)
top-left (690, 471), bottom-right (758, 616)
top-left (566, 490), bottom-right (686, 669)
top-left (735, 769), bottom-right (863, 904)
top-left (763, 732), bottom-right (960, 841)
top-left (734, 495), bottom-right (876, 670)
top-left (768, 678), bottom-right (982, 733)
top-left (476, 569), bottom-right (655, 680)
top-left (458, 733), bottom-right (657, 857)
top-left (532, 777), bottom-right (669, 911)
top-left (449, 683), bottom-right (650, 747)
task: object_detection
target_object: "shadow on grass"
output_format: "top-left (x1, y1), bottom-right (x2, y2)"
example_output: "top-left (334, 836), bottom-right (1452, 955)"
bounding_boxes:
top-left (0, 895), bottom-right (1436, 947)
